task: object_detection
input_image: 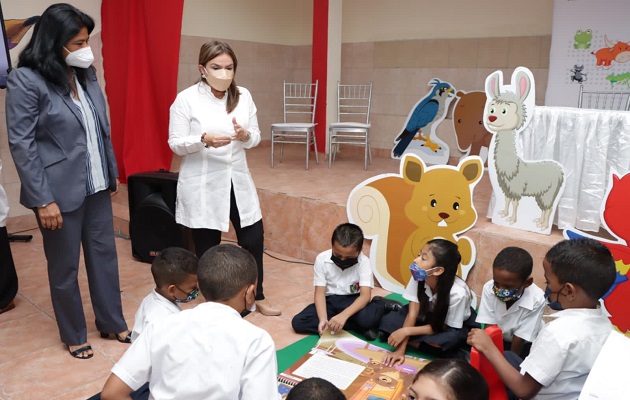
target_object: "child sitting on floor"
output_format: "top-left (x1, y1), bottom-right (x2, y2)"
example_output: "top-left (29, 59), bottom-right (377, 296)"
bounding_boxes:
top-left (292, 223), bottom-right (401, 340)
top-left (131, 247), bottom-right (199, 342)
top-left (379, 239), bottom-right (475, 365)
top-left (476, 246), bottom-right (546, 358)
top-left (468, 238), bottom-right (617, 399)
top-left (101, 244), bottom-right (279, 399)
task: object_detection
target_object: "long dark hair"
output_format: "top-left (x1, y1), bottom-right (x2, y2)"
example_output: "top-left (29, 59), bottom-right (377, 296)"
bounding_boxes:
top-left (18, 3), bottom-right (95, 92)
top-left (416, 239), bottom-right (461, 332)
top-left (198, 40), bottom-right (240, 114)
top-left (413, 359), bottom-right (489, 400)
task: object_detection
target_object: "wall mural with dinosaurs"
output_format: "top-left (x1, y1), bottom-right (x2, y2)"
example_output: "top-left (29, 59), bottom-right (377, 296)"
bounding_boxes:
top-left (485, 67), bottom-right (566, 235)
top-left (545, 0), bottom-right (630, 107)
top-left (346, 153), bottom-right (483, 293)
top-left (391, 79), bottom-right (455, 166)
top-left (563, 171), bottom-right (630, 336)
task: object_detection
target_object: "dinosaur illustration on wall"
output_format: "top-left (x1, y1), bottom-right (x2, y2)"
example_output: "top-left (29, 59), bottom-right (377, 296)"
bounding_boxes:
top-left (392, 79), bottom-right (455, 165)
top-left (485, 67), bottom-right (565, 234)
top-left (563, 171), bottom-right (630, 336)
top-left (347, 154), bottom-right (483, 293)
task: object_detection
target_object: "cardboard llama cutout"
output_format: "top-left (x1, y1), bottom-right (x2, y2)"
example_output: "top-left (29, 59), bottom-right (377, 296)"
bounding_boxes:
top-left (347, 154), bottom-right (483, 293)
top-left (392, 79), bottom-right (456, 165)
top-left (485, 67), bottom-right (565, 234)
top-left (563, 171), bottom-right (630, 336)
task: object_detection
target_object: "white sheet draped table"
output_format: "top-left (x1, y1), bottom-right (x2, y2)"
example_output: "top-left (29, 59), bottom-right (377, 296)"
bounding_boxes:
top-left (516, 106), bottom-right (630, 232)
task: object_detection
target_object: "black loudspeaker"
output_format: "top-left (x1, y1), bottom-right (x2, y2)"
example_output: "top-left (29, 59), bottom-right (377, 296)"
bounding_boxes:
top-left (128, 170), bottom-right (184, 263)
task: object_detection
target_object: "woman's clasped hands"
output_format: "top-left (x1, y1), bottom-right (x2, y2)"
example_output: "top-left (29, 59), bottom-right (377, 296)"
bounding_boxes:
top-left (201, 117), bottom-right (249, 148)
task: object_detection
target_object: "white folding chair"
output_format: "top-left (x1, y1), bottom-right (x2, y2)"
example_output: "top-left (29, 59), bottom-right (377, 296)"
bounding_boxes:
top-left (328, 81), bottom-right (373, 170)
top-left (271, 80), bottom-right (319, 170)
top-left (578, 84), bottom-right (630, 111)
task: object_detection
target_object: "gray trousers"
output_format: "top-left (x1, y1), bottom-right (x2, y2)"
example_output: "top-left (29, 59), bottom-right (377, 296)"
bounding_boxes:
top-left (39, 190), bottom-right (127, 345)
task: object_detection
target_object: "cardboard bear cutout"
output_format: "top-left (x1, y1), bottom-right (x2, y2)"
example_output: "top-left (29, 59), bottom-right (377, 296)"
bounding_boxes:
top-left (452, 90), bottom-right (493, 167)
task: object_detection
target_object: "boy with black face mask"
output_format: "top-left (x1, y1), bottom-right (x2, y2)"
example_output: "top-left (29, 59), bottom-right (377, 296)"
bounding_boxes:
top-left (291, 223), bottom-right (402, 340)
top-left (476, 246), bottom-right (546, 358)
top-left (468, 238), bottom-right (616, 400)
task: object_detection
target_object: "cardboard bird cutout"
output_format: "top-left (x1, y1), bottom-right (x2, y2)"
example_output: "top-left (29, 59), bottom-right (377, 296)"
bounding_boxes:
top-left (392, 78), bottom-right (455, 165)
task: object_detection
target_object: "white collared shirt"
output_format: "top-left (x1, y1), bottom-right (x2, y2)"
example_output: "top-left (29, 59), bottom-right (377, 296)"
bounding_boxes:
top-left (313, 249), bottom-right (373, 295)
top-left (520, 307), bottom-right (613, 400)
top-left (131, 289), bottom-right (181, 342)
top-left (476, 280), bottom-right (546, 342)
top-left (112, 302), bottom-right (279, 400)
top-left (403, 276), bottom-right (471, 329)
top-left (168, 84), bottom-right (262, 231)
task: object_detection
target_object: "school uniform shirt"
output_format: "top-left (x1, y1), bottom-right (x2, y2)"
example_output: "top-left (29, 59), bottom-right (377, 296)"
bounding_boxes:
top-left (476, 280), bottom-right (546, 343)
top-left (130, 289), bottom-right (181, 342)
top-left (168, 84), bottom-right (262, 231)
top-left (313, 249), bottom-right (373, 295)
top-left (111, 301), bottom-right (279, 400)
top-left (519, 307), bottom-right (613, 400)
top-left (402, 276), bottom-right (471, 329)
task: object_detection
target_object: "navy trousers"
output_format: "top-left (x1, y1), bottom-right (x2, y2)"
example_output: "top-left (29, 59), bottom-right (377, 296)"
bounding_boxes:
top-left (0, 226), bottom-right (18, 309)
top-left (292, 294), bottom-right (385, 334)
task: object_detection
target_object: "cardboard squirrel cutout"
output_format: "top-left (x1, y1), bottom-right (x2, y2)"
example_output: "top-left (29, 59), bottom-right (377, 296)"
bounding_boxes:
top-left (485, 67), bottom-right (565, 234)
top-left (347, 154), bottom-right (483, 293)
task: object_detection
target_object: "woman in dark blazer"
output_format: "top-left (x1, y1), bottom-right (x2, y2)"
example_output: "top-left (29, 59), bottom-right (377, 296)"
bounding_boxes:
top-left (6, 3), bottom-right (130, 359)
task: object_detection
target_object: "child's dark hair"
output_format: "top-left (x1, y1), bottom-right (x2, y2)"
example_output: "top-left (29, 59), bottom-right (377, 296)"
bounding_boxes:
top-left (151, 247), bottom-right (198, 288)
top-left (493, 246), bottom-right (533, 282)
top-left (416, 239), bottom-right (461, 332)
top-left (545, 238), bottom-right (616, 301)
top-left (286, 377), bottom-right (346, 400)
top-left (198, 244), bottom-right (257, 301)
top-left (413, 359), bottom-right (489, 400)
top-left (331, 223), bottom-right (364, 252)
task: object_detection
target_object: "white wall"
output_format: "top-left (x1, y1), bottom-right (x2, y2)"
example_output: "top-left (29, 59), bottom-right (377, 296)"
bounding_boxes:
top-left (342, 0), bottom-right (553, 42)
top-left (182, 0), bottom-right (313, 45)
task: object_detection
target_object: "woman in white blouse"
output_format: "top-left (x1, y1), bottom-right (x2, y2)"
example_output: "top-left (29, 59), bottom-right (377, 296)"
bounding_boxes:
top-left (168, 41), bottom-right (279, 316)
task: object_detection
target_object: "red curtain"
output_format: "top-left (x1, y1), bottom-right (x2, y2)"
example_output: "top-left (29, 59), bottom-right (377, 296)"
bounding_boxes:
top-left (101, 0), bottom-right (184, 182)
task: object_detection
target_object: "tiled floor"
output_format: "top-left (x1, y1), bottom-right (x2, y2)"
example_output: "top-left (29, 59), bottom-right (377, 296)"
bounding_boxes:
top-left (0, 223), bottom-right (388, 400)
top-left (0, 144), bottom-right (563, 399)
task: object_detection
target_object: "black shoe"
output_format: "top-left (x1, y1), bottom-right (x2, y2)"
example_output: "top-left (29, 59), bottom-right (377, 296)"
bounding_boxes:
top-left (363, 329), bottom-right (378, 341)
top-left (379, 330), bottom-right (390, 342)
top-left (373, 296), bottom-right (403, 313)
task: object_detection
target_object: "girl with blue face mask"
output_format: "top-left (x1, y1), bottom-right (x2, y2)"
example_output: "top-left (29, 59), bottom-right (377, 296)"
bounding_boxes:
top-left (380, 239), bottom-right (474, 366)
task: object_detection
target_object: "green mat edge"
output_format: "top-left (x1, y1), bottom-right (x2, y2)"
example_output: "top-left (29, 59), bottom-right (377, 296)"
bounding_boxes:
top-left (276, 292), bottom-right (435, 373)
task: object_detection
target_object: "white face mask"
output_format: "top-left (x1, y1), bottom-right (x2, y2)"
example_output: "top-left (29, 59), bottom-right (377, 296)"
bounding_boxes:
top-left (64, 46), bottom-right (94, 69)
top-left (203, 67), bottom-right (234, 92)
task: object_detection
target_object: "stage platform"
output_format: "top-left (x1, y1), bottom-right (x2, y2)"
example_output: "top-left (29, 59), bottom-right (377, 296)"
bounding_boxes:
top-left (202, 143), bottom-right (564, 295)
top-left (6, 143), bottom-right (566, 295)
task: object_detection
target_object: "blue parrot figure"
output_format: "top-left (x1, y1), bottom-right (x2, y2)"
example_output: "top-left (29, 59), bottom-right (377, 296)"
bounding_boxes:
top-left (392, 79), bottom-right (454, 158)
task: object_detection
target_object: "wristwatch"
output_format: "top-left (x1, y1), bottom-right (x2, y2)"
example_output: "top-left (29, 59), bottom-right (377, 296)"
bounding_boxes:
top-left (38, 202), bottom-right (50, 208)
top-left (200, 133), bottom-right (209, 148)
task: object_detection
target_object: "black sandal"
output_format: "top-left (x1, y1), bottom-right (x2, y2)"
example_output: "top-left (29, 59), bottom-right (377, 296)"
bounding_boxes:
top-left (68, 344), bottom-right (93, 359)
top-left (100, 331), bottom-right (132, 343)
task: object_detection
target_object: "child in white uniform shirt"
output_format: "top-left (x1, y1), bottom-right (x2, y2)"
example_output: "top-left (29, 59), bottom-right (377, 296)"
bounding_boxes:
top-left (101, 244), bottom-right (279, 400)
top-left (380, 239), bottom-right (475, 366)
top-left (468, 238), bottom-right (616, 400)
top-left (131, 247), bottom-right (199, 342)
top-left (476, 246), bottom-right (545, 358)
top-left (292, 223), bottom-right (401, 340)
